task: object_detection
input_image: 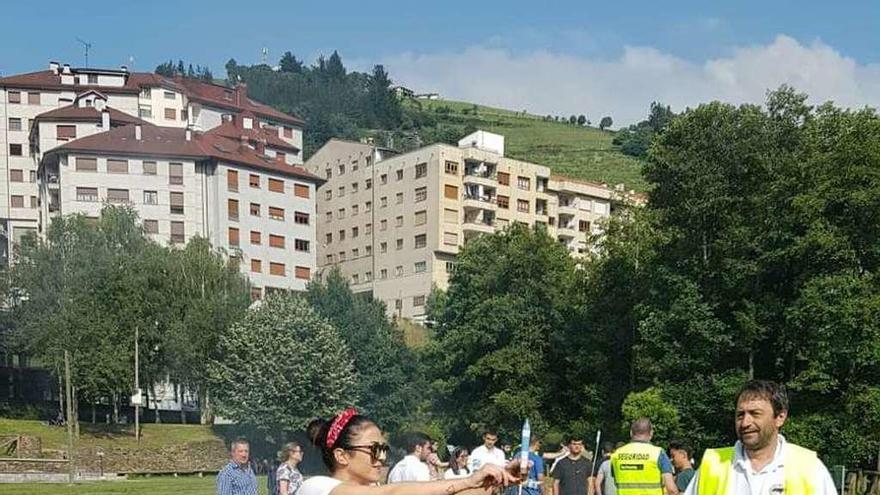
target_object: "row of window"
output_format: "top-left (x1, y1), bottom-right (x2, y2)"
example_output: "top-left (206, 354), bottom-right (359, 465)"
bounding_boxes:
top-left (9, 169), bottom-right (37, 183)
top-left (324, 161), bottom-right (427, 183)
top-left (323, 155), bottom-right (374, 179)
top-left (247, 259), bottom-right (310, 279)
top-left (75, 187), bottom-right (185, 212)
top-left (227, 170), bottom-right (309, 198)
top-left (227, 199), bottom-right (310, 224)
top-left (10, 195), bottom-right (38, 209)
top-left (74, 157), bottom-right (184, 183)
top-left (7, 118), bottom-right (34, 132)
top-left (228, 228), bottom-right (310, 251)
top-left (7, 91), bottom-right (41, 105)
top-left (142, 219), bottom-right (186, 243)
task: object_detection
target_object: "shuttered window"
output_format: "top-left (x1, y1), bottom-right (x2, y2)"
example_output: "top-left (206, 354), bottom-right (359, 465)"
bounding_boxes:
top-left (76, 157), bottom-right (97, 172)
top-left (294, 183), bottom-right (309, 198)
top-left (268, 178), bottom-right (284, 193)
top-left (107, 159), bottom-right (128, 174)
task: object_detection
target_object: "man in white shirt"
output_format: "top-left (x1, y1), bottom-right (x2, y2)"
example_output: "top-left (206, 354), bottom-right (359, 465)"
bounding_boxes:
top-left (387, 432), bottom-right (432, 483)
top-left (684, 380), bottom-right (837, 495)
top-left (469, 429), bottom-right (507, 471)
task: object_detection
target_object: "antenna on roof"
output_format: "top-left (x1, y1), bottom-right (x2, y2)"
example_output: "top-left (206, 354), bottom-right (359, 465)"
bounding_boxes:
top-left (129, 55), bottom-right (135, 70)
top-left (76, 37), bottom-right (93, 68)
top-left (261, 47), bottom-right (269, 65)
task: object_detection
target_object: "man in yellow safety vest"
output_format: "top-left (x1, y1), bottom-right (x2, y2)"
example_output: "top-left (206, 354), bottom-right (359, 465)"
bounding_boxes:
top-left (683, 380), bottom-right (838, 495)
top-left (611, 417), bottom-right (677, 495)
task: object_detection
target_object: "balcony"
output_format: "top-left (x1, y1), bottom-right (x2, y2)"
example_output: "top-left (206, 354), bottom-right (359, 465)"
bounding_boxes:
top-left (463, 217), bottom-right (495, 235)
top-left (557, 223), bottom-right (577, 238)
top-left (462, 193), bottom-right (497, 210)
top-left (557, 201), bottom-right (578, 215)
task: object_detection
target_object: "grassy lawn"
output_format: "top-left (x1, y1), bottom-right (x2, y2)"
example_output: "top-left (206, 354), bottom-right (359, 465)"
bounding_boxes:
top-left (1, 475), bottom-right (269, 495)
top-left (0, 418), bottom-right (220, 452)
top-left (411, 99), bottom-right (648, 191)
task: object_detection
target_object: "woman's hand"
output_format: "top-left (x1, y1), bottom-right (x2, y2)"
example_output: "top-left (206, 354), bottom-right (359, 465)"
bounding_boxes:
top-left (467, 463), bottom-right (521, 489)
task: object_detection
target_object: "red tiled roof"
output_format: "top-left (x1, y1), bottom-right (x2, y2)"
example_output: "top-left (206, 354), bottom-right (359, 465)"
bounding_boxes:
top-left (49, 124), bottom-right (322, 182)
top-left (35, 105), bottom-right (149, 126)
top-left (0, 70), bottom-right (143, 94)
top-left (173, 77), bottom-right (304, 126)
top-left (206, 120), bottom-right (301, 153)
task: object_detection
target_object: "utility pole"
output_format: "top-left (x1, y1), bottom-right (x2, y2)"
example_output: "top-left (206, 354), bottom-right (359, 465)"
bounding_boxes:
top-left (64, 351), bottom-right (75, 485)
top-left (134, 325), bottom-right (140, 443)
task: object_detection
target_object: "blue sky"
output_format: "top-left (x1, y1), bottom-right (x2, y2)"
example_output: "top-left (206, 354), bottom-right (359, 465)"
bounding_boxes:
top-left (2, 1), bottom-right (879, 125)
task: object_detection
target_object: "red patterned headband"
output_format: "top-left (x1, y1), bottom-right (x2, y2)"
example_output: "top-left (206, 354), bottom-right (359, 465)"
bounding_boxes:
top-left (326, 407), bottom-right (358, 448)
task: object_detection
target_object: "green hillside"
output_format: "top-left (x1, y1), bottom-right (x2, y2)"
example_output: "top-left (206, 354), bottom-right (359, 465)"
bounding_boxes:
top-left (406, 99), bottom-right (648, 191)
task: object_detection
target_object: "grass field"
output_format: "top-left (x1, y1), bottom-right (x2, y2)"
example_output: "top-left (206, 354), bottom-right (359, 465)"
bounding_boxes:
top-left (1, 475), bottom-right (269, 495)
top-left (411, 99), bottom-right (648, 191)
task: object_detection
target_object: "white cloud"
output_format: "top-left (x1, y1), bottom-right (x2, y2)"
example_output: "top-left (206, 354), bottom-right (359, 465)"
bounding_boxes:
top-left (381, 35), bottom-right (880, 127)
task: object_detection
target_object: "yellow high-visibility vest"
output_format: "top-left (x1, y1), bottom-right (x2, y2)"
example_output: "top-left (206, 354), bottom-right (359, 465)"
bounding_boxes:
top-left (611, 442), bottom-right (664, 495)
top-left (696, 444), bottom-right (818, 495)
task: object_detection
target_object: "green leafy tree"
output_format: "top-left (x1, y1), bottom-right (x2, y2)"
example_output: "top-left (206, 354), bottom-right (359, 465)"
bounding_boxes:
top-left (577, 115), bottom-right (587, 126)
top-left (209, 294), bottom-right (358, 434)
top-left (279, 51), bottom-right (304, 74)
top-left (599, 116), bottom-right (613, 130)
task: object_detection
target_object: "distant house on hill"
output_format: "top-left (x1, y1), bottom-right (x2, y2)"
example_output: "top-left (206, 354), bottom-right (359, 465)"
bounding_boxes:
top-left (392, 85), bottom-right (415, 98)
top-left (415, 92), bottom-right (440, 100)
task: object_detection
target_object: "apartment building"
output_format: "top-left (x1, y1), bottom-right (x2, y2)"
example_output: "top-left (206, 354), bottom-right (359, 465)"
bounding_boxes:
top-left (0, 61), bottom-right (305, 263)
top-left (305, 130), bottom-right (626, 319)
top-left (39, 121), bottom-right (321, 297)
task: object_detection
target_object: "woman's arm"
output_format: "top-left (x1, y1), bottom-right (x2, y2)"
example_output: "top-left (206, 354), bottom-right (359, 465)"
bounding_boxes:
top-left (331, 465), bottom-right (516, 495)
top-left (279, 480), bottom-right (289, 495)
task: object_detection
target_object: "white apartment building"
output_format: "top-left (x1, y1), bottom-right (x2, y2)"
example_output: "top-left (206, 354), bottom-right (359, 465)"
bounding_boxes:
top-left (305, 130), bottom-right (634, 320)
top-left (0, 61), bottom-right (305, 263)
top-left (40, 122), bottom-right (321, 298)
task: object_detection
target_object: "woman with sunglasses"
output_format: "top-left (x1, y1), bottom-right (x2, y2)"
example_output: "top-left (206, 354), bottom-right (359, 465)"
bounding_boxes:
top-left (444, 447), bottom-right (471, 480)
top-left (300, 408), bottom-right (520, 495)
top-left (277, 441), bottom-right (305, 495)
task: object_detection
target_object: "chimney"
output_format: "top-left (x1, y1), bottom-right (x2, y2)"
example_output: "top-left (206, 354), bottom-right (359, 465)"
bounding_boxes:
top-left (135, 125), bottom-right (142, 141)
top-left (49, 61), bottom-right (60, 74)
top-left (239, 135), bottom-right (249, 149)
top-left (185, 128), bottom-right (192, 141)
top-left (255, 139), bottom-right (265, 155)
top-left (235, 83), bottom-right (247, 106)
top-left (62, 64), bottom-right (71, 74)
top-left (101, 109), bottom-right (110, 129)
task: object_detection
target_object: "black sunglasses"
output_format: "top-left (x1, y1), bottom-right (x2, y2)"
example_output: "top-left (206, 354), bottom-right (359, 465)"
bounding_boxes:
top-left (345, 442), bottom-right (391, 463)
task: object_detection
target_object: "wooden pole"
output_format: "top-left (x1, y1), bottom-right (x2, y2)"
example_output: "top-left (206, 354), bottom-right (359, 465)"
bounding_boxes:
top-left (64, 350), bottom-right (75, 485)
top-left (134, 325), bottom-right (140, 443)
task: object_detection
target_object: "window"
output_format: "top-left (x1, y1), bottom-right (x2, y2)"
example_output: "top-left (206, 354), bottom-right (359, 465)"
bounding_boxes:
top-left (444, 184), bottom-right (458, 199)
top-left (139, 105), bottom-right (152, 119)
top-left (325, 189), bottom-right (332, 201)
top-left (497, 195), bottom-right (510, 209)
top-left (251, 259), bottom-right (262, 273)
top-left (337, 208), bottom-right (345, 219)
top-left (143, 220), bottom-right (159, 234)
top-left (365, 179), bottom-right (372, 190)
top-left (10, 196), bottom-right (24, 208)
top-left (170, 221), bottom-right (185, 243)
top-left (444, 231), bottom-right (458, 246)
top-left (8, 91), bottom-right (21, 104)
top-left (380, 242), bottom-right (387, 253)
top-left (395, 216), bottom-right (403, 227)
top-left (29, 196), bottom-right (37, 209)
top-left (365, 271), bottom-right (373, 282)
top-left (396, 238), bottom-right (404, 250)
top-left (228, 199), bottom-right (239, 220)
top-left (415, 261), bottom-right (427, 273)
top-left (338, 164), bottom-right (345, 175)
top-left (294, 211), bottom-right (309, 225)
top-left (270, 262), bottom-right (285, 276)
top-left (352, 160), bottom-right (359, 172)
top-left (27, 92), bottom-right (40, 105)
top-left (446, 261), bottom-right (456, 273)
top-left (365, 201), bottom-right (372, 211)
top-left (517, 199), bottom-right (530, 213)
top-left (326, 232), bottom-right (333, 244)
top-left (352, 204), bottom-right (359, 216)
top-left (517, 176), bottom-right (531, 190)
top-left (445, 161), bottom-right (459, 175)
top-left (8, 118), bottom-right (21, 131)
top-left (338, 186), bottom-right (345, 197)
top-left (338, 251), bottom-right (346, 261)
top-left (170, 192), bottom-right (184, 214)
top-left (228, 227), bottom-right (240, 246)
top-left (380, 174), bottom-right (387, 185)
top-left (326, 211), bottom-right (332, 223)
top-left (415, 234), bottom-right (427, 248)
top-left (295, 266), bottom-right (311, 280)
top-left (29, 170), bottom-right (36, 183)
top-left (415, 187), bottom-right (427, 202)
top-left (243, 117), bottom-right (253, 129)
top-left (143, 161), bottom-right (157, 175)
top-left (395, 265), bottom-right (403, 277)
top-left (249, 174), bottom-right (260, 188)
top-left (325, 168), bottom-right (332, 179)
top-left (498, 172), bottom-right (510, 186)
top-left (380, 268), bottom-right (388, 279)
top-left (365, 223), bottom-right (372, 234)
top-left (269, 207), bottom-right (285, 221)
top-left (9, 144), bottom-right (23, 156)
top-left (295, 239), bottom-right (310, 252)
top-left (326, 254), bottom-right (334, 264)
top-left (224, 90), bottom-right (233, 101)
top-left (76, 157), bottom-right (97, 171)
top-left (352, 248), bottom-right (359, 258)
top-left (380, 196), bottom-right (388, 207)
top-left (413, 295), bottom-right (426, 307)
top-left (284, 127), bottom-right (293, 138)
top-left (338, 229), bottom-right (346, 241)
top-left (380, 219), bottom-right (387, 231)
top-left (250, 203), bottom-right (260, 216)
top-left (294, 184), bottom-right (310, 198)
top-left (269, 234), bottom-right (285, 248)
top-left (365, 245), bottom-right (372, 255)
top-left (250, 231), bottom-right (261, 245)
top-left (250, 287), bottom-right (263, 301)
top-left (396, 192), bottom-right (404, 204)
top-left (444, 208), bottom-right (458, 223)
top-left (227, 170), bottom-right (239, 191)
top-left (56, 125), bottom-right (76, 140)
top-left (164, 108), bottom-right (176, 120)
top-left (140, 87), bottom-right (152, 98)
top-left (164, 91), bottom-right (176, 100)
top-left (144, 190), bottom-right (158, 205)
top-left (579, 220), bottom-right (591, 232)
top-left (352, 182), bottom-right (359, 193)
top-left (396, 169), bottom-right (404, 181)
top-left (9, 170), bottom-right (23, 182)
top-left (269, 178), bottom-right (284, 193)
top-left (76, 187), bottom-right (98, 202)
top-left (352, 226), bottom-right (359, 238)
top-left (415, 163), bottom-right (427, 178)
top-left (107, 159), bottom-right (128, 174)
top-left (107, 189), bottom-right (129, 204)
top-left (169, 162), bottom-right (184, 185)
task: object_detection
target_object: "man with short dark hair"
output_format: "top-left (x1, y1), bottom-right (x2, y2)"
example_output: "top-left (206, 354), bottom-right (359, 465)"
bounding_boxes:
top-left (217, 437), bottom-right (257, 495)
top-left (388, 432), bottom-right (432, 482)
top-left (553, 435), bottom-right (594, 495)
top-left (668, 440), bottom-right (695, 492)
top-left (469, 429), bottom-right (507, 471)
top-left (611, 418), bottom-right (676, 495)
top-left (594, 442), bottom-right (619, 495)
top-left (683, 380), bottom-right (837, 494)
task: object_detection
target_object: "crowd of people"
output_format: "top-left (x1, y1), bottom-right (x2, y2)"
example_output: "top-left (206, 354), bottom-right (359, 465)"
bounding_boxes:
top-left (216, 380), bottom-right (839, 495)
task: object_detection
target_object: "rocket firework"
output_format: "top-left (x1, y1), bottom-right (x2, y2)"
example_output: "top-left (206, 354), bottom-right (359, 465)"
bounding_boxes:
top-left (518, 418), bottom-right (531, 495)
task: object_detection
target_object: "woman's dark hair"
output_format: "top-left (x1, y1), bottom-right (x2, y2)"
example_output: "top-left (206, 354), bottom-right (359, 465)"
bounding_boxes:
top-left (450, 447), bottom-right (470, 476)
top-left (308, 414), bottom-right (376, 471)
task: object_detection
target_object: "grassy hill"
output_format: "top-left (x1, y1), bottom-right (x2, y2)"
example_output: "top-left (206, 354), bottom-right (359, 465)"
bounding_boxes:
top-left (405, 99), bottom-right (648, 192)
